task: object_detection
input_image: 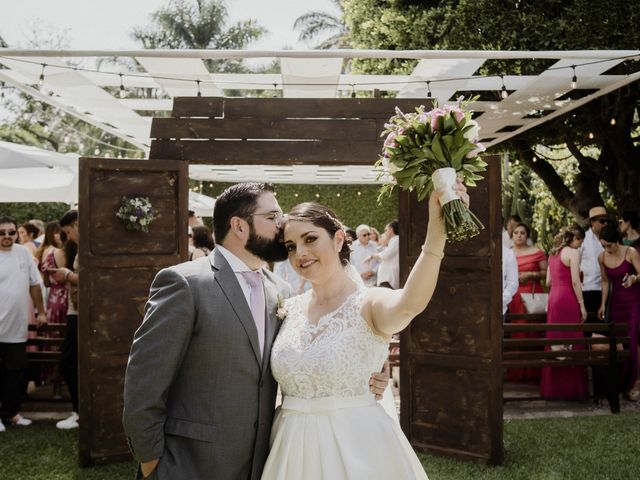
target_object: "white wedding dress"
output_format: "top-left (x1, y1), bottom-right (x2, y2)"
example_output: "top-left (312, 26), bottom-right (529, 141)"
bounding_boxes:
top-left (262, 285), bottom-right (429, 480)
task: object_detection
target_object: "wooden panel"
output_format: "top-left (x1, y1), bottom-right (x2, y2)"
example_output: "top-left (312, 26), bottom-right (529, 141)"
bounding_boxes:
top-left (171, 96), bottom-right (224, 118)
top-left (399, 154), bottom-right (503, 465)
top-left (150, 118), bottom-right (379, 141)
top-left (87, 169), bottom-right (181, 257)
top-left (78, 157), bottom-right (188, 465)
top-left (150, 139), bottom-right (383, 165)
top-left (171, 97), bottom-right (433, 119)
top-left (407, 362), bottom-right (497, 462)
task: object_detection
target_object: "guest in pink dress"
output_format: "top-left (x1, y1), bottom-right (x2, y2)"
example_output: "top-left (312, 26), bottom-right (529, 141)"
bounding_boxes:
top-left (506, 223), bottom-right (547, 383)
top-left (35, 222), bottom-right (68, 386)
top-left (540, 225), bottom-right (588, 399)
top-left (598, 224), bottom-right (640, 401)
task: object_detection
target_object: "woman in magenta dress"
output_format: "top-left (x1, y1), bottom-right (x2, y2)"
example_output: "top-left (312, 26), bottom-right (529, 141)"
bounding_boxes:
top-left (598, 224), bottom-right (640, 400)
top-left (506, 222), bottom-right (547, 383)
top-left (540, 226), bottom-right (588, 399)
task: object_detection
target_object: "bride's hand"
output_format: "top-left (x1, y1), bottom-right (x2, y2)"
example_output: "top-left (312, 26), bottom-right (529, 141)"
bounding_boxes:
top-left (428, 177), bottom-right (469, 227)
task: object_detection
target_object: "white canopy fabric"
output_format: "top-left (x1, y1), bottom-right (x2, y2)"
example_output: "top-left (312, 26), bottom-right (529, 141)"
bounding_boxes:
top-left (0, 141), bottom-right (79, 203)
top-left (1, 49), bottom-right (638, 185)
top-left (0, 141), bottom-right (218, 211)
top-left (188, 191), bottom-right (216, 217)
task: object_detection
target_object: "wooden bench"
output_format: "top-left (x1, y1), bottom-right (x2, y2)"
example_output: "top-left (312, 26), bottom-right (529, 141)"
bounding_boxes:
top-left (503, 313), bottom-right (631, 413)
top-left (25, 323), bottom-right (67, 402)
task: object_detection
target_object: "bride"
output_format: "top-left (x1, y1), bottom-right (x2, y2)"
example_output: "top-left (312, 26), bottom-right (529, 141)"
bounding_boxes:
top-left (261, 183), bottom-right (469, 480)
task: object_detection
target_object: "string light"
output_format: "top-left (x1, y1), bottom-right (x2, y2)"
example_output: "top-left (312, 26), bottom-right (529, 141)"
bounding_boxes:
top-left (610, 117), bottom-right (616, 125)
top-left (357, 191), bottom-right (361, 196)
top-left (588, 132), bottom-right (595, 139)
top-left (119, 73), bottom-right (126, 98)
top-left (38, 63), bottom-right (46, 87)
top-left (272, 83), bottom-right (278, 98)
top-left (315, 193), bottom-right (320, 198)
top-left (63, 134), bottom-right (70, 143)
top-left (294, 193), bottom-right (299, 198)
top-left (570, 66), bottom-right (577, 89)
top-left (426, 81), bottom-right (432, 98)
top-left (104, 152), bottom-right (111, 158)
top-left (500, 75), bottom-right (508, 99)
top-left (1, 52), bottom-right (637, 95)
top-left (350, 84), bottom-right (356, 98)
top-left (336, 192), bottom-right (341, 197)
top-left (196, 80), bottom-right (202, 97)
top-left (43, 124), bottom-right (49, 133)
top-left (94, 147), bottom-right (100, 155)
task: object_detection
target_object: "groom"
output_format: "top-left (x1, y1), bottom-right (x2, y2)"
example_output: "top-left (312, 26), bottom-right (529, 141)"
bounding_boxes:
top-left (123, 182), bottom-right (292, 479)
top-left (123, 182), bottom-right (389, 479)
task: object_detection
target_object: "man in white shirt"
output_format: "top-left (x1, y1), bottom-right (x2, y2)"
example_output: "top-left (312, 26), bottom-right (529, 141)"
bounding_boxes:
top-left (371, 220), bottom-right (400, 289)
top-left (0, 216), bottom-right (47, 432)
top-left (580, 206), bottom-right (609, 315)
top-left (350, 224), bottom-right (379, 287)
top-left (502, 245), bottom-right (519, 314)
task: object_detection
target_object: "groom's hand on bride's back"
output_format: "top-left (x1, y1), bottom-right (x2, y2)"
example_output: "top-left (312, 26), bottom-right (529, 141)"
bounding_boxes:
top-left (369, 361), bottom-right (390, 400)
top-left (140, 459), bottom-right (159, 478)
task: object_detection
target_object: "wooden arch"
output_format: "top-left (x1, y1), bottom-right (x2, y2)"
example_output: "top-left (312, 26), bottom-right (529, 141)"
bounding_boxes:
top-left (78, 97), bottom-right (502, 466)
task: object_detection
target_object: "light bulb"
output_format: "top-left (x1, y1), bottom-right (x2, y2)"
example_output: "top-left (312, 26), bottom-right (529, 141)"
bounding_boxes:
top-left (63, 135), bottom-right (70, 143)
top-left (610, 118), bottom-right (616, 125)
top-left (94, 148), bottom-right (100, 155)
top-left (588, 132), bottom-right (594, 139)
top-left (501, 86), bottom-right (508, 99)
top-left (43, 125), bottom-right (49, 133)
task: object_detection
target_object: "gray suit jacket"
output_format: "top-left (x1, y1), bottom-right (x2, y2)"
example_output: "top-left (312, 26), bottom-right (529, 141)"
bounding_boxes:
top-left (123, 249), bottom-right (293, 480)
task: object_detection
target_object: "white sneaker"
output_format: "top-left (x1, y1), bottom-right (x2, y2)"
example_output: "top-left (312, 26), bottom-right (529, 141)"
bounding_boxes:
top-left (0, 421), bottom-right (5, 433)
top-left (56, 412), bottom-right (79, 430)
top-left (11, 414), bottom-right (32, 426)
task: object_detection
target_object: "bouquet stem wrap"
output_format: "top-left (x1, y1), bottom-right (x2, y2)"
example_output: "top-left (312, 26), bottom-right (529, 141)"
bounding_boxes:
top-left (432, 168), bottom-right (483, 241)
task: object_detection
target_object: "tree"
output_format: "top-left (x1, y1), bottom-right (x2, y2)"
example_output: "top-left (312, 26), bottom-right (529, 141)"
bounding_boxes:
top-left (132, 0), bottom-right (266, 73)
top-left (294, 0), bottom-right (349, 49)
top-left (343, 0), bottom-right (640, 220)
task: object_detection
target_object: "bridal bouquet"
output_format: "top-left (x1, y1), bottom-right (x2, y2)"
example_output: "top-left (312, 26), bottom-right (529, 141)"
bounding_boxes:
top-left (377, 97), bottom-right (487, 242)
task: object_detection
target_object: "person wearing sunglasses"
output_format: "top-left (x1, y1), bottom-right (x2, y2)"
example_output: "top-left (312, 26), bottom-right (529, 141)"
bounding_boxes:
top-left (580, 206), bottom-right (609, 317)
top-left (0, 216), bottom-right (47, 433)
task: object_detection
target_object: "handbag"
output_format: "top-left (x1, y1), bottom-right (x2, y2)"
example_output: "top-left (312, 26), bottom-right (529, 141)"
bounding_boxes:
top-left (520, 282), bottom-right (548, 314)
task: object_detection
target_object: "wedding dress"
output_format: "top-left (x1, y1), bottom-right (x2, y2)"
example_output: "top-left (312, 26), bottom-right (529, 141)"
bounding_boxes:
top-left (262, 284), bottom-right (428, 480)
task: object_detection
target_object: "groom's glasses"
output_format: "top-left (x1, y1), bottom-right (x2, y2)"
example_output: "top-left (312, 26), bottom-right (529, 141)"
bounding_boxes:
top-left (251, 211), bottom-right (284, 225)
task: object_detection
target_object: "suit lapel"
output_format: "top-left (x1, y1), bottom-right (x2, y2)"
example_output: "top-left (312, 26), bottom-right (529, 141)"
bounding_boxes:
top-left (261, 272), bottom-right (279, 375)
top-left (210, 250), bottom-right (262, 366)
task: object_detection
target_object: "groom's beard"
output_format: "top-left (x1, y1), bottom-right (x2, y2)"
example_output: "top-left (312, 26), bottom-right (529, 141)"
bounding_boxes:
top-left (245, 226), bottom-right (288, 263)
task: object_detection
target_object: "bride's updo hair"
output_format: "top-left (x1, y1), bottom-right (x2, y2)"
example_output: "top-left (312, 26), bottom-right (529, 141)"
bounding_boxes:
top-left (284, 202), bottom-right (352, 266)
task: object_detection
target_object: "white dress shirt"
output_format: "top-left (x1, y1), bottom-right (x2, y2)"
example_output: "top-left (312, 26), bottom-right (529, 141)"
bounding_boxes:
top-left (502, 245), bottom-right (519, 314)
top-left (377, 235), bottom-right (400, 289)
top-left (580, 229), bottom-right (603, 292)
top-left (350, 241), bottom-right (379, 286)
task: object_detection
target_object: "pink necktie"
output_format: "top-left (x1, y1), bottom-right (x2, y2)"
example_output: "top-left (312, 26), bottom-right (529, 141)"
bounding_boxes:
top-left (240, 270), bottom-right (266, 358)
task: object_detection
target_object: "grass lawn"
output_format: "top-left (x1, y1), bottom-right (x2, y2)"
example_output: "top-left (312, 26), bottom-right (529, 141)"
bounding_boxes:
top-left (1, 414), bottom-right (638, 480)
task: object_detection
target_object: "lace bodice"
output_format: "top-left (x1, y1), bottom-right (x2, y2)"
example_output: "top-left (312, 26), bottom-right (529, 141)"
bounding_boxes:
top-left (271, 287), bottom-right (389, 399)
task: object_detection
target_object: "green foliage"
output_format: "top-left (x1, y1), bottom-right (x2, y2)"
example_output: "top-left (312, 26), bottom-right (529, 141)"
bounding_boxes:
top-left (132, 0), bottom-right (266, 73)
top-left (198, 182), bottom-right (399, 231)
top-left (0, 203), bottom-right (71, 226)
top-left (294, 0), bottom-right (348, 49)
top-left (343, 0), bottom-right (640, 221)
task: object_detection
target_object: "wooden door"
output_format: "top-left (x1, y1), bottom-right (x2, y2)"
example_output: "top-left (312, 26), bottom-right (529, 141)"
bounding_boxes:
top-left (78, 158), bottom-right (188, 465)
top-left (399, 155), bottom-right (503, 464)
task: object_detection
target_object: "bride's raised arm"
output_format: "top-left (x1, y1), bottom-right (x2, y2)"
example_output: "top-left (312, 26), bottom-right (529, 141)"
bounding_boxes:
top-left (365, 181), bottom-right (468, 336)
